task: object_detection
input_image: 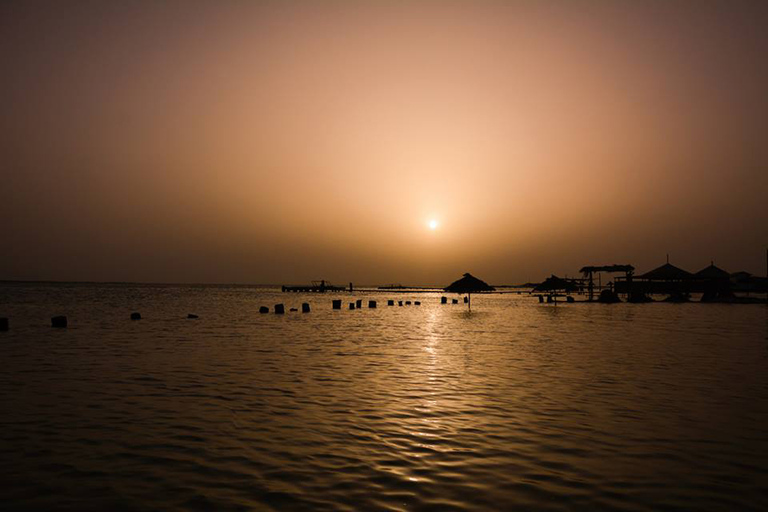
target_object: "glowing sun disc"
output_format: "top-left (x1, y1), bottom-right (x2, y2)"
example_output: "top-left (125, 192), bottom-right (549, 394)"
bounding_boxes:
top-left (428, 219), bottom-right (439, 230)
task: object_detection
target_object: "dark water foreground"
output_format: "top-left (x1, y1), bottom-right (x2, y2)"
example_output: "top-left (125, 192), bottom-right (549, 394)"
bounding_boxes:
top-left (1, 283), bottom-right (767, 511)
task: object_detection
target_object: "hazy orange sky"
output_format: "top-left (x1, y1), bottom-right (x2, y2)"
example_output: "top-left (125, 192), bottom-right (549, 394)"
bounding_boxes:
top-left (2, 1), bottom-right (767, 285)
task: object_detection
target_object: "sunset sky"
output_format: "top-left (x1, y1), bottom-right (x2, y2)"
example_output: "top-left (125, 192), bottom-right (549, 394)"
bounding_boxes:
top-left (2, 1), bottom-right (767, 285)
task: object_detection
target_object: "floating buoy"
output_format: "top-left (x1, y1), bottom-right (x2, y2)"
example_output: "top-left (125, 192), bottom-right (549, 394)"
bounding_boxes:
top-left (441, 296), bottom-right (447, 304)
top-left (387, 300), bottom-right (394, 306)
top-left (405, 301), bottom-right (411, 305)
top-left (349, 302), bottom-right (356, 310)
top-left (130, 312), bottom-right (141, 320)
top-left (355, 299), bottom-right (362, 309)
top-left (368, 300), bottom-right (377, 308)
top-left (302, 303), bottom-right (310, 313)
top-left (0, 318), bottom-right (8, 331)
top-left (452, 299), bottom-right (458, 304)
top-left (51, 316), bottom-right (67, 328)
top-left (259, 306), bottom-right (269, 313)
top-left (187, 314), bottom-right (199, 319)
top-left (414, 301), bottom-right (421, 306)
top-left (398, 301), bottom-right (403, 306)
top-left (274, 304), bottom-right (285, 314)
top-left (332, 300), bottom-right (342, 310)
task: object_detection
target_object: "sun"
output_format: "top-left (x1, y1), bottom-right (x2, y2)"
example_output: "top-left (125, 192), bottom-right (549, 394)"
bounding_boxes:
top-left (428, 219), bottom-right (439, 230)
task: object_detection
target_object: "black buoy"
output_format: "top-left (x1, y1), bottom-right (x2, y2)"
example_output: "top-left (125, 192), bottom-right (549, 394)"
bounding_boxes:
top-left (398, 301), bottom-right (403, 306)
top-left (405, 301), bottom-right (411, 305)
top-left (302, 303), bottom-right (310, 313)
top-left (274, 304), bottom-right (285, 314)
top-left (259, 306), bottom-right (269, 313)
top-left (441, 296), bottom-right (447, 304)
top-left (187, 314), bottom-right (199, 319)
top-left (0, 318), bottom-right (8, 331)
top-left (452, 299), bottom-right (458, 304)
top-left (414, 301), bottom-right (421, 306)
top-left (368, 300), bottom-right (377, 308)
top-left (131, 312), bottom-right (141, 320)
top-left (464, 296), bottom-right (468, 303)
top-left (349, 302), bottom-right (356, 310)
top-left (289, 307), bottom-right (298, 312)
top-left (51, 316), bottom-right (67, 328)
top-left (387, 300), bottom-right (394, 306)
top-left (332, 299), bottom-right (342, 310)
top-left (355, 299), bottom-right (362, 309)
top-left (538, 295), bottom-right (544, 303)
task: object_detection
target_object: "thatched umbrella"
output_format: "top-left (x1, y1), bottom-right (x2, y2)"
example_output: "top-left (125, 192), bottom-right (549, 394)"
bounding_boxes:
top-left (532, 275), bottom-right (579, 302)
top-left (444, 273), bottom-right (495, 310)
top-left (533, 275), bottom-right (579, 293)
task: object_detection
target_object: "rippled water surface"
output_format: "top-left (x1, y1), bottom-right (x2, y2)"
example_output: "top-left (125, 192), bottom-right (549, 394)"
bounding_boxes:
top-left (1, 283), bottom-right (767, 511)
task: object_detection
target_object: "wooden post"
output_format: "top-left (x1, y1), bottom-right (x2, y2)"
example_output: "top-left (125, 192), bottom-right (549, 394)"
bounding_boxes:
top-left (51, 316), bottom-right (67, 328)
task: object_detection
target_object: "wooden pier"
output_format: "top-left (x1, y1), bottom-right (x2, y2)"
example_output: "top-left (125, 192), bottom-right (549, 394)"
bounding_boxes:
top-left (282, 280), bottom-right (349, 293)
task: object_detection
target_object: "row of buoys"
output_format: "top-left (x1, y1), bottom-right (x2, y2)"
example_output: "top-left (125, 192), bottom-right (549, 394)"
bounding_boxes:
top-left (0, 312), bottom-right (204, 331)
top-left (0, 296), bottom-right (467, 329)
top-left (260, 303), bottom-right (312, 314)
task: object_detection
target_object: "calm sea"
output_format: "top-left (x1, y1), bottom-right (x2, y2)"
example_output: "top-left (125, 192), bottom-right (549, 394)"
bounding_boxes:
top-left (1, 283), bottom-right (767, 511)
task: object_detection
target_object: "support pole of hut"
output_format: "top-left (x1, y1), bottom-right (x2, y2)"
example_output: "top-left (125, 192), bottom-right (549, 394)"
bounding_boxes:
top-left (468, 293), bottom-right (471, 311)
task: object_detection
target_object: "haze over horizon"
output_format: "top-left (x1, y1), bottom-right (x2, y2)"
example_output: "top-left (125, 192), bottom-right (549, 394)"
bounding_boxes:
top-left (3, 1), bottom-right (767, 285)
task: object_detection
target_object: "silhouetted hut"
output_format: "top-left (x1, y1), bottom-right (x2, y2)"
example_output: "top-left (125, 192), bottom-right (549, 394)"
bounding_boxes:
top-left (637, 262), bottom-right (692, 281)
top-left (695, 263), bottom-right (730, 280)
top-left (636, 261), bottom-right (692, 296)
top-left (444, 273), bottom-right (495, 310)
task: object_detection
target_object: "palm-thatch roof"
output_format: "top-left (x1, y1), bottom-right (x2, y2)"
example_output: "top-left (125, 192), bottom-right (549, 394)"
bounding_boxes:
top-left (444, 273), bottom-right (495, 293)
top-left (532, 275), bottom-right (579, 293)
top-left (694, 264), bottom-right (730, 280)
top-left (637, 263), bottom-right (692, 281)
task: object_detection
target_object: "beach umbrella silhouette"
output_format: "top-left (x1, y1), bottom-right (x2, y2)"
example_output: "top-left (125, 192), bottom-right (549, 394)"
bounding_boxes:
top-left (532, 275), bottom-right (579, 299)
top-left (444, 273), bottom-right (495, 310)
